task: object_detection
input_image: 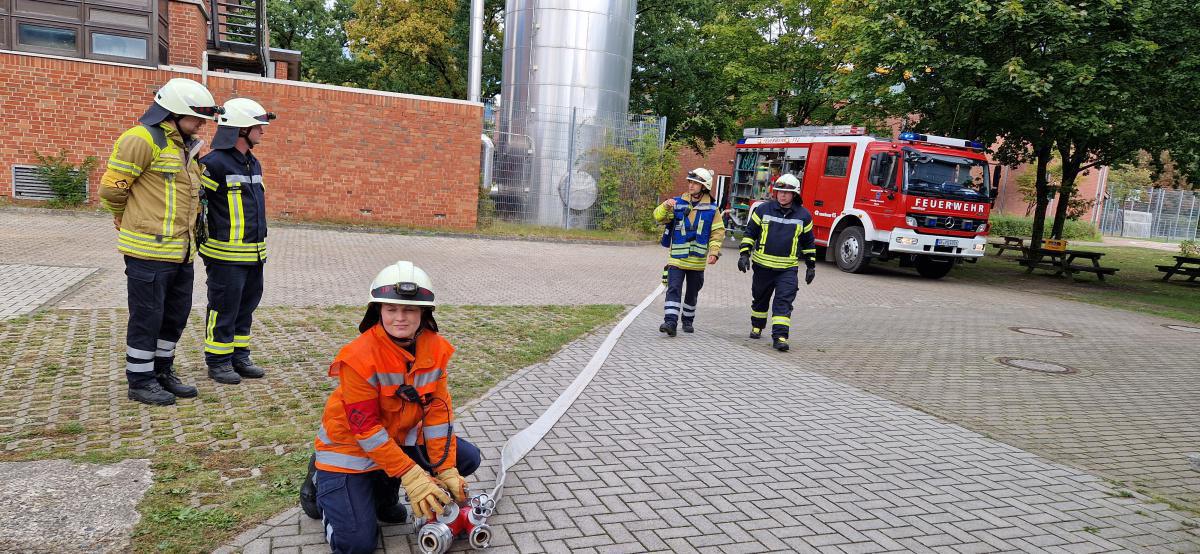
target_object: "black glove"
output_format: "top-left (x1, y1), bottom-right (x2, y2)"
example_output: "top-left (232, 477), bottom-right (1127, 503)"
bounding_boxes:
top-left (804, 259), bottom-right (816, 284)
top-left (737, 253), bottom-right (751, 273)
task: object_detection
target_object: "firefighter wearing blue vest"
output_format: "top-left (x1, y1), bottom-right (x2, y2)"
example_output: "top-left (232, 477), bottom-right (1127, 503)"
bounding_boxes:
top-left (737, 174), bottom-right (817, 352)
top-left (653, 168), bottom-right (726, 336)
top-left (197, 98), bottom-right (275, 384)
top-left (99, 78), bottom-right (223, 406)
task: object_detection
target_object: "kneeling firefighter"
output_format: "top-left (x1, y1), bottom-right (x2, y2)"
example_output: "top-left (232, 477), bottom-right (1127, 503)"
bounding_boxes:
top-left (299, 261), bottom-right (482, 554)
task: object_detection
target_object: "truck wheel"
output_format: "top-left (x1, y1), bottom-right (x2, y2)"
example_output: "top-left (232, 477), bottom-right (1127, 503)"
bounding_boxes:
top-left (835, 226), bottom-right (870, 273)
top-left (915, 256), bottom-right (954, 279)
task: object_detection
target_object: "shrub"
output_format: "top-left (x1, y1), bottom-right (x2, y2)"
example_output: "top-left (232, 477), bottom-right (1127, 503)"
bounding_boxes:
top-left (33, 150), bottom-right (98, 208)
top-left (1181, 239), bottom-right (1200, 257)
top-left (987, 213), bottom-right (1102, 241)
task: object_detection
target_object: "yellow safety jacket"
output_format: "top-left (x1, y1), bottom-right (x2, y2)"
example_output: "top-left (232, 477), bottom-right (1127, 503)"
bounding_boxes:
top-left (653, 193), bottom-right (726, 271)
top-left (99, 123), bottom-right (203, 262)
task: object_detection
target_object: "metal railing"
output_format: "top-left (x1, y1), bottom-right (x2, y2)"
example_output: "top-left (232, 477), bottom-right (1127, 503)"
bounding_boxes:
top-left (1097, 187), bottom-right (1200, 242)
top-left (209, 0), bottom-right (264, 55)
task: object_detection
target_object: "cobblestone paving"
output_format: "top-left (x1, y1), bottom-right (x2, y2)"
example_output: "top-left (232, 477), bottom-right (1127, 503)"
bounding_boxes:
top-left (3, 209), bottom-right (1198, 552)
top-left (224, 313), bottom-right (1199, 553)
top-left (0, 264), bottom-right (95, 320)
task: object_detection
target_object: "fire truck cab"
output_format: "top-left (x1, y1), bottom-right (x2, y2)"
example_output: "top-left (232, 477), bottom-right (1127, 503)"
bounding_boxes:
top-left (728, 126), bottom-right (995, 279)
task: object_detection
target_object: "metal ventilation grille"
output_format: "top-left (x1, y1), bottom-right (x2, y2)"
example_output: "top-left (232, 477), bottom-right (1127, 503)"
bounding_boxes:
top-left (11, 165), bottom-right (55, 200)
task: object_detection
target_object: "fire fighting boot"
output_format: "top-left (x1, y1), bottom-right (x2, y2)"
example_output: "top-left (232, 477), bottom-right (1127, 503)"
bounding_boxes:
top-left (373, 473), bottom-right (409, 524)
top-left (299, 453), bottom-right (322, 520)
top-left (232, 357), bottom-right (265, 379)
top-left (772, 337), bottom-right (790, 352)
top-left (659, 322), bottom-right (676, 337)
top-left (154, 358), bottom-right (197, 398)
top-left (207, 362), bottom-right (242, 385)
top-left (681, 321), bottom-right (694, 333)
top-left (749, 328), bottom-right (762, 339)
top-left (155, 366), bottom-right (198, 398)
top-left (127, 375), bottom-right (176, 406)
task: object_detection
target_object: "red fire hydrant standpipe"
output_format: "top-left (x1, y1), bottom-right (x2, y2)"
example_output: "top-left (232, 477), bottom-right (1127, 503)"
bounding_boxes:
top-left (416, 493), bottom-right (496, 554)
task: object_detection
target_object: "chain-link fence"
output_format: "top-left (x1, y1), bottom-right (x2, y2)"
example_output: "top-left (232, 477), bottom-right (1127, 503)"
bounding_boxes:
top-left (481, 101), bottom-right (667, 230)
top-left (1097, 187), bottom-right (1200, 241)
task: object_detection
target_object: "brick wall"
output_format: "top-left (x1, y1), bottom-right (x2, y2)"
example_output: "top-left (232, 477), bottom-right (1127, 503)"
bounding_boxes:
top-left (0, 52), bottom-right (483, 229)
top-left (670, 141), bottom-right (738, 200)
top-left (168, 0), bottom-right (208, 68)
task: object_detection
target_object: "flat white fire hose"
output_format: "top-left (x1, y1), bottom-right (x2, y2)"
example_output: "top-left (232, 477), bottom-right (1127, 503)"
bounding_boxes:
top-left (487, 284), bottom-right (664, 501)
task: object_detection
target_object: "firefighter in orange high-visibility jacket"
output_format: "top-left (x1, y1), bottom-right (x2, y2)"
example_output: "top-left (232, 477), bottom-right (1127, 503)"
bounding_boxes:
top-left (297, 261), bottom-right (481, 554)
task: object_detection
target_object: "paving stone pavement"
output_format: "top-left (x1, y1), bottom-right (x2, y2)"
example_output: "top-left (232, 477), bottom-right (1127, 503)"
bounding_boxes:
top-left (223, 313), bottom-right (1199, 553)
top-left (0, 210), bottom-right (666, 308)
top-left (0, 264), bottom-right (95, 320)
top-left (3, 209), bottom-right (1199, 552)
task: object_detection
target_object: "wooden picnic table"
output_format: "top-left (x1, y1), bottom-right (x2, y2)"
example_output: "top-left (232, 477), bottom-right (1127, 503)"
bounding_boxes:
top-left (989, 235), bottom-right (1027, 257)
top-left (1017, 248), bottom-right (1120, 281)
top-left (1156, 256), bottom-right (1200, 282)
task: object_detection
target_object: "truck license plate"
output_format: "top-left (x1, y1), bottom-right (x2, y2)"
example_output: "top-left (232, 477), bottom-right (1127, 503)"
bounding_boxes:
top-left (935, 239), bottom-right (959, 247)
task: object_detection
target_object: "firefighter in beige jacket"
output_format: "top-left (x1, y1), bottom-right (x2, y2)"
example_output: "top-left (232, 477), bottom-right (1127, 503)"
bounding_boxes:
top-left (99, 78), bottom-right (223, 406)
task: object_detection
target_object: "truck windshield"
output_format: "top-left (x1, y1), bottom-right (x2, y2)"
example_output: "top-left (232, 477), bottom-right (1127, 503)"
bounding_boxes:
top-left (904, 153), bottom-right (991, 202)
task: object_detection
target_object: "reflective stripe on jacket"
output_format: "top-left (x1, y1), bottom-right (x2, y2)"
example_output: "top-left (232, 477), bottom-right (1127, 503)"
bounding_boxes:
top-left (198, 148), bottom-right (267, 264)
top-left (739, 200), bottom-right (817, 269)
top-left (653, 193), bottom-right (726, 271)
top-left (99, 123), bottom-right (203, 262)
top-left (314, 325), bottom-right (457, 476)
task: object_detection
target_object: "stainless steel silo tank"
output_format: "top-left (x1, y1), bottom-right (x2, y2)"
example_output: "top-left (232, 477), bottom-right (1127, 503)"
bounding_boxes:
top-left (495, 0), bottom-right (637, 227)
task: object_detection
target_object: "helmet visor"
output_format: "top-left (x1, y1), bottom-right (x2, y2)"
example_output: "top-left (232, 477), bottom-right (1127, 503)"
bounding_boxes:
top-left (254, 112), bottom-right (277, 123)
top-left (190, 105), bottom-right (225, 117)
top-left (371, 282), bottom-right (435, 303)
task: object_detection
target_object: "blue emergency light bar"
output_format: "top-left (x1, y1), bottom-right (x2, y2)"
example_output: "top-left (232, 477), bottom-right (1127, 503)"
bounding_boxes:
top-left (899, 132), bottom-right (984, 150)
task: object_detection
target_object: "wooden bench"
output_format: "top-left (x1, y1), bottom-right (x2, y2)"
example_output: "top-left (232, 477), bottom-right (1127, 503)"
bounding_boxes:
top-left (989, 235), bottom-right (1027, 257)
top-left (1157, 256), bottom-right (1200, 282)
top-left (1019, 248), bottom-right (1120, 281)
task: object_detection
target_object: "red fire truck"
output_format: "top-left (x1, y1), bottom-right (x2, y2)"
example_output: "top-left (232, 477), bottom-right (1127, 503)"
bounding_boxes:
top-left (727, 126), bottom-right (995, 279)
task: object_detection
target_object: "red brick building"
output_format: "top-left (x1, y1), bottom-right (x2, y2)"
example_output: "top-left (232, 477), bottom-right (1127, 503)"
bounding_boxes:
top-left (1, 0), bottom-right (483, 228)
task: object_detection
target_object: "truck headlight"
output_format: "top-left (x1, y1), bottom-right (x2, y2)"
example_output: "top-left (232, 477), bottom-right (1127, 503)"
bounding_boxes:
top-left (905, 216), bottom-right (917, 227)
top-left (978, 223), bottom-right (988, 233)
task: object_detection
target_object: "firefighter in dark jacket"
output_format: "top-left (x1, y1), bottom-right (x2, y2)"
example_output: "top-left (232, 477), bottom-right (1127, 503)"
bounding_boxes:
top-left (198, 98), bottom-right (275, 384)
top-left (737, 174), bottom-right (817, 352)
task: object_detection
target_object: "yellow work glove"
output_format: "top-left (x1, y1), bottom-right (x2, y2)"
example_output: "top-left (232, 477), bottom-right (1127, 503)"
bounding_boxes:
top-left (437, 468), bottom-right (469, 502)
top-left (400, 465), bottom-right (451, 521)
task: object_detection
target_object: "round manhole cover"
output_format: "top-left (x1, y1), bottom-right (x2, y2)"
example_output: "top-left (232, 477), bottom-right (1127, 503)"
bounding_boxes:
top-left (1163, 324), bottom-right (1200, 334)
top-left (1009, 327), bottom-right (1072, 338)
top-left (996, 357), bottom-right (1078, 374)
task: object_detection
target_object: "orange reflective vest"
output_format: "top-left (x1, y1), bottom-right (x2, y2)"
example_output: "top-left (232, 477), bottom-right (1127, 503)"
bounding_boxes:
top-left (313, 323), bottom-right (457, 477)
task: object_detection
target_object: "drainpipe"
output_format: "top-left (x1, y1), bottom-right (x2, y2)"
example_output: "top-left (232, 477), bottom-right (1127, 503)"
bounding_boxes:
top-left (481, 133), bottom-right (495, 191)
top-left (468, 0), bottom-right (483, 102)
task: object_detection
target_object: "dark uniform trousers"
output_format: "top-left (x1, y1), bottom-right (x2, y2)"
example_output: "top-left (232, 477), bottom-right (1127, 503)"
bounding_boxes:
top-left (663, 266), bottom-right (705, 325)
top-left (204, 262), bottom-right (264, 366)
top-left (315, 438), bottom-right (482, 554)
top-left (750, 264), bottom-right (798, 339)
top-left (124, 255), bottom-right (194, 385)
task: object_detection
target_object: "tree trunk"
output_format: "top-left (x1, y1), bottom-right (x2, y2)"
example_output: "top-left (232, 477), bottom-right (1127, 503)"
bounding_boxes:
top-left (1050, 143), bottom-right (1087, 239)
top-left (1029, 142), bottom-right (1053, 253)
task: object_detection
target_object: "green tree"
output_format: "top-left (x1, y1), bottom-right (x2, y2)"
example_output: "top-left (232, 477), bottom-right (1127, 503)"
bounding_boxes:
top-left (267, 0), bottom-right (375, 86)
top-left (826, 0), bottom-right (1197, 250)
top-left (347, 0), bottom-right (463, 97)
top-left (631, 0), bottom-right (735, 150)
